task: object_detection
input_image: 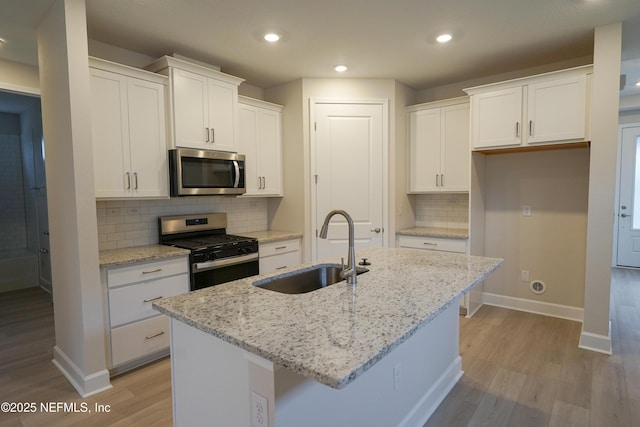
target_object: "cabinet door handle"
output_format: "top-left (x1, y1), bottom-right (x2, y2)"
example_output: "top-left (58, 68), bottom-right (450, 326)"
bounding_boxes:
top-left (275, 246), bottom-right (287, 250)
top-left (211, 128), bottom-right (215, 143)
top-left (143, 296), bottom-right (163, 303)
top-left (529, 120), bottom-right (534, 136)
top-left (142, 268), bottom-right (162, 275)
top-left (126, 172), bottom-right (131, 189)
top-left (262, 176), bottom-right (266, 189)
top-left (133, 172), bottom-right (138, 189)
top-left (436, 174), bottom-right (440, 187)
top-left (423, 242), bottom-right (438, 246)
top-left (276, 266), bottom-right (288, 270)
top-left (441, 174), bottom-right (444, 187)
top-left (515, 122), bottom-right (520, 138)
top-left (145, 331), bottom-right (165, 340)
top-left (205, 127), bottom-right (210, 142)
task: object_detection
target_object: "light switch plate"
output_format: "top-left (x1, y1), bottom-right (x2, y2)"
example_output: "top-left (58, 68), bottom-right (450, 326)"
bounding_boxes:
top-left (522, 204), bottom-right (532, 217)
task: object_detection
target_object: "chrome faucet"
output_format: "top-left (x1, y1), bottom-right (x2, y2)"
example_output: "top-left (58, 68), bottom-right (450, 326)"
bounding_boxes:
top-left (319, 210), bottom-right (357, 285)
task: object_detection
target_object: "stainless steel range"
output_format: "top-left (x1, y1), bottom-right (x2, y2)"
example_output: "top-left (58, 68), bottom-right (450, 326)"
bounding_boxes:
top-left (159, 213), bottom-right (259, 291)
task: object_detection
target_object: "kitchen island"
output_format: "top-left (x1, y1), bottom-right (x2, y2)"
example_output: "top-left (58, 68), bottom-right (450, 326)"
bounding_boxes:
top-left (153, 247), bottom-right (502, 427)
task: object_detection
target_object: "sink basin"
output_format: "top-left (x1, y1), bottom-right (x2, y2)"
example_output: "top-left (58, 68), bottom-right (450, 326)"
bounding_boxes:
top-left (253, 263), bottom-right (368, 294)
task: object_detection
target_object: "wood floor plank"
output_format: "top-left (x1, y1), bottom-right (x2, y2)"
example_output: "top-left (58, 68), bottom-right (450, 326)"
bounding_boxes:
top-left (467, 367), bottom-right (527, 427)
top-left (548, 400), bottom-right (590, 427)
top-left (507, 375), bottom-right (557, 427)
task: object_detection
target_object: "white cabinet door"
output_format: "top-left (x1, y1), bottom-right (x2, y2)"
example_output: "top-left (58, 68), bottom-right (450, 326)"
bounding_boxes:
top-left (526, 74), bottom-right (588, 144)
top-left (441, 104), bottom-right (470, 191)
top-left (172, 68), bottom-right (210, 149)
top-left (408, 108), bottom-right (441, 192)
top-left (127, 78), bottom-right (168, 197)
top-left (257, 107), bottom-right (283, 195)
top-left (207, 79), bottom-right (237, 153)
top-left (471, 86), bottom-right (523, 149)
top-left (407, 101), bottom-right (469, 193)
top-left (238, 98), bottom-right (283, 196)
top-left (90, 68), bottom-right (131, 198)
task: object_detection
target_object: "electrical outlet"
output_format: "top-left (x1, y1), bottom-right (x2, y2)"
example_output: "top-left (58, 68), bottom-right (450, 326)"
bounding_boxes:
top-left (251, 391), bottom-right (269, 427)
top-left (521, 270), bottom-right (529, 282)
top-left (522, 204), bottom-right (532, 217)
top-left (393, 363), bottom-right (401, 391)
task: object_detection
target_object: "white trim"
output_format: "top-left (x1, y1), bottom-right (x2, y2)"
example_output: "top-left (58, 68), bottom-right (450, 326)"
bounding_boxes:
top-left (309, 97), bottom-right (390, 261)
top-left (579, 322), bottom-right (613, 355)
top-left (52, 346), bottom-right (112, 398)
top-left (482, 292), bottom-right (584, 322)
top-left (0, 82), bottom-right (40, 96)
top-left (398, 355), bottom-right (463, 427)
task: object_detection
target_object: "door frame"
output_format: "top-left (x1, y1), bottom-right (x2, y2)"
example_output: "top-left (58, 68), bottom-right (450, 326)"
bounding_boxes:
top-left (614, 122), bottom-right (640, 267)
top-left (309, 97), bottom-right (389, 261)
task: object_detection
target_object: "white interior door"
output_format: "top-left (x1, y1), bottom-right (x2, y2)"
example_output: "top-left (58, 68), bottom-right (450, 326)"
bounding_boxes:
top-left (617, 125), bottom-right (640, 267)
top-left (313, 102), bottom-right (384, 260)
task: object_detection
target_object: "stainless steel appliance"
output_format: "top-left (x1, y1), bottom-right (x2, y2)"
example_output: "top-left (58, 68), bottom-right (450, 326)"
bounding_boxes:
top-left (168, 148), bottom-right (246, 196)
top-left (159, 213), bottom-right (258, 290)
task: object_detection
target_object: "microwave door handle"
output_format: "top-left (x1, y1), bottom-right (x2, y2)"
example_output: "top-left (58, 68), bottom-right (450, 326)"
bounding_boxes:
top-left (233, 160), bottom-right (240, 188)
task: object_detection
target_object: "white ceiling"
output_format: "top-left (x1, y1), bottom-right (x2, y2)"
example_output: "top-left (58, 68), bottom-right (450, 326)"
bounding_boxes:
top-left (1, 0), bottom-right (640, 95)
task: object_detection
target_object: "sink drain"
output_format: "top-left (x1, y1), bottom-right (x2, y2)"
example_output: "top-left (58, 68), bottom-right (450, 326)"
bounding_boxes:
top-left (530, 280), bottom-right (546, 295)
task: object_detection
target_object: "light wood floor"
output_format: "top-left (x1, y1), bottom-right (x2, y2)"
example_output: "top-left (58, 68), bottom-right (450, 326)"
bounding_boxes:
top-left (1, 268), bottom-right (639, 426)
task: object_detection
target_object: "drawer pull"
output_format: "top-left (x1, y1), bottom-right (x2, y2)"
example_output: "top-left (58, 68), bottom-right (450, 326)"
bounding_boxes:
top-left (276, 266), bottom-right (287, 270)
top-left (143, 296), bottom-right (163, 303)
top-left (275, 246), bottom-right (287, 250)
top-left (145, 331), bottom-right (165, 340)
top-left (142, 268), bottom-right (162, 275)
top-left (423, 242), bottom-right (438, 246)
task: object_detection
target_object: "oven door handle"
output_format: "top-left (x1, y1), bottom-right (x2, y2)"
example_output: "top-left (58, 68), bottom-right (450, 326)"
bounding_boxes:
top-left (193, 252), bottom-right (259, 273)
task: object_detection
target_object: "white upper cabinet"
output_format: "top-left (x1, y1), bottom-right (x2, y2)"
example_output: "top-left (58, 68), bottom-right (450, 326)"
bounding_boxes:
top-left (465, 65), bottom-right (591, 151)
top-left (407, 98), bottom-right (470, 193)
top-left (89, 58), bottom-right (169, 199)
top-left (238, 96), bottom-right (284, 197)
top-left (146, 56), bottom-right (244, 153)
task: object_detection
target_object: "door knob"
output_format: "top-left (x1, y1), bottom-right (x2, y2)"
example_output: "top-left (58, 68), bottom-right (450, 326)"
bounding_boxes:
top-left (40, 248), bottom-right (49, 254)
top-left (370, 227), bottom-right (381, 233)
top-left (621, 213), bottom-right (632, 217)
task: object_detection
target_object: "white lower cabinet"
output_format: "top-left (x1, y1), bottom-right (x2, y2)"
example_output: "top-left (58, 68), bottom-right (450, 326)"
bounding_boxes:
top-left (259, 239), bottom-right (302, 274)
top-left (102, 256), bottom-right (189, 373)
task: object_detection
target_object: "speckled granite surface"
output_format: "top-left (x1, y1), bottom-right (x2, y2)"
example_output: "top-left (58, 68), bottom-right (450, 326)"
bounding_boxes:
top-left (99, 245), bottom-right (190, 268)
top-left (239, 230), bottom-right (303, 244)
top-left (153, 247), bottom-right (502, 389)
top-left (397, 227), bottom-right (469, 239)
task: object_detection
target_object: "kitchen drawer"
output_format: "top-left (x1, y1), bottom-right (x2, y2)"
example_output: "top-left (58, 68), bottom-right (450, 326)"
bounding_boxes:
top-left (259, 239), bottom-right (301, 258)
top-left (398, 235), bottom-right (467, 253)
top-left (106, 256), bottom-right (189, 288)
top-left (108, 274), bottom-right (189, 327)
top-left (110, 315), bottom-right (170, 367)
top-left (260, 250), bottom-right (302, 274)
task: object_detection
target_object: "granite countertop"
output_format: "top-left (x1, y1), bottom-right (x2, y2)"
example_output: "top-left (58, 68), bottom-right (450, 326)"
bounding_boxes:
top-left (397, 226), bottom-right (469, 239)
top-left (99, 244), bottom-right (190, 268)
top-left (153, 247), bottom-right (502, 389)
top-left (239, 230), bottom-right (303, 244)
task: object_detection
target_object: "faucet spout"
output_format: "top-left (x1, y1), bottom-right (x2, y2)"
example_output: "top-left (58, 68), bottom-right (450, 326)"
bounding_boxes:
top-left (319, 210), bottom-right (357, 285)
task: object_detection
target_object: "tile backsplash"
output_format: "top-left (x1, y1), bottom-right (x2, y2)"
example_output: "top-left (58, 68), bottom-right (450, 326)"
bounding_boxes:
top-left (96, 197), bottom-right (268, 251)
top-left (415, 193), bottom-right (469, 229)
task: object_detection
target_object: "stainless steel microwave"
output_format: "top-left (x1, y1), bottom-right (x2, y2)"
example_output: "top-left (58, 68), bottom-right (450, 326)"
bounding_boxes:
top-left (169, 148), bottom-right (246, 196)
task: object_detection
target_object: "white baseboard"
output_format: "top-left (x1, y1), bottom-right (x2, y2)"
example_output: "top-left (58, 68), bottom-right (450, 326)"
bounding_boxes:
top-left (399, 355), bottom-right (463, 427)
top-left (482, 292), bottom-right (584, 322)
top-left (52, 345), bottom-right (112, 398)
top-left (579, 322), bottom-right (612, 355)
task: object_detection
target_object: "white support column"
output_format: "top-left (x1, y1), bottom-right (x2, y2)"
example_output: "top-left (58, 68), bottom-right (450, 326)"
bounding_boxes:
top-left (581, 23), bottom-right (622, 354)
top-left (37, 0), bottom-right (111, 396)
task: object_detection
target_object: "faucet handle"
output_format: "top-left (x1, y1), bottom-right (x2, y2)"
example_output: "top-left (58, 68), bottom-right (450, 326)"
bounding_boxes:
top-left (341, 257), bottom-right (345, 270)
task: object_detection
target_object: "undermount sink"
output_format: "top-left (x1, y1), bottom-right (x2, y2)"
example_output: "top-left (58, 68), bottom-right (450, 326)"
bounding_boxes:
top-left (253, 263), bottom-right (369, 294)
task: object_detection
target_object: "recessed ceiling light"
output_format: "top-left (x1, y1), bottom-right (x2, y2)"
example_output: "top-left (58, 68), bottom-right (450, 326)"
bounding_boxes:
top-left (436, 34), bottom-right (453, 43)
top-left (0, 38), bottom-right (5, 47)
top-left (264, 33), bottom-right (280, 43)
top-left (335, 65), bottom-right (348, 73)
top-left (636, 82), bottom-right (640, 87)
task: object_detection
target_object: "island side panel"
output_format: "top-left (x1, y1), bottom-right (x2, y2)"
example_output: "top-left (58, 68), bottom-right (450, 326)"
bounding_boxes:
top-left (274, 300), bottom-right (462, 427)
top-left (170, 318), bottom-right (266, 427)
